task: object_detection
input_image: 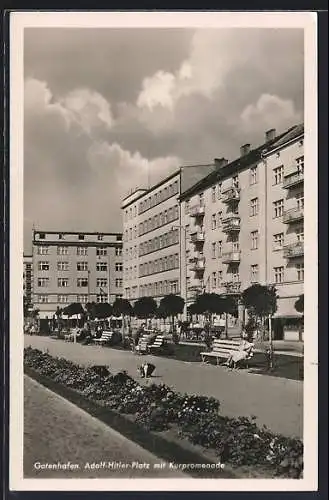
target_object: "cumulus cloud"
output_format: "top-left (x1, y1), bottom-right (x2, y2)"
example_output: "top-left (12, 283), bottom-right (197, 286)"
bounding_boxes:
top-left (240, 94), bottom-right (302, 131)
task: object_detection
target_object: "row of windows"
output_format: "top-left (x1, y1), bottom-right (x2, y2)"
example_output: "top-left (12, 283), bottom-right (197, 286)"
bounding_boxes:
top-left (36, 294), bottom-right (123, 304)
top-left (36, 278), bottom-right (123, 288)
top-left (139, 253), bottom-right (179, 277)
top-left (139, 229), bottom-right (179, 257)
top-left (37, 261), bottom-right (123, 272)
top-left (138, 180), bottom-right (179, 215)
top-left (36, 246), bottom-right (123, 256)
top-left (138, 205), bottom-right (179, 236)
top-left (37, 233), bottom-right (122, 242)
top-left (185, 156), bottom-right (304, 209)
top-left (138, 280), bottom-right (179, 298)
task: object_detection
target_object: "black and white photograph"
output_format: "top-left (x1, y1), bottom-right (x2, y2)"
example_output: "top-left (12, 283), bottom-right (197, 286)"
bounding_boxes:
top-left (9, 11), bottom-right (318, 492)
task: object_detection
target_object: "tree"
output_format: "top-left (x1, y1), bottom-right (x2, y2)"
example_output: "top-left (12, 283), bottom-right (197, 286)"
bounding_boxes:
top-left (294, 294), bottom-right (304, 314)
top-left (112, 298), bottom-right (133, 317)
top-left (85, 302), bottom-right (97, 320)
top-left (158, 294), bottom-right (185, 333)
top-left (192, 293), bottom-right (225, 319)
top-left (23, 295), bottom-right (30, 317)
top-left (62, 302), bottom-right (85, 318)
top-left (93, 302), bottom-right (113, 320)
top-left (133, 296), bottom-right (157, 320)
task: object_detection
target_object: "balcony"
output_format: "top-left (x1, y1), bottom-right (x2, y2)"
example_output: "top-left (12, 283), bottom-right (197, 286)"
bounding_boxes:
top-left (190, 204), bottom-right (205, 217)
top-left (283, 242), bottom-right (304, 258)
top-left (223, 281), bottom-right (241, 294)
top-left (222, 215), bottom-right (241, 233)
top-left (283, 207), bottom-right (304, 224)
top-left (222, 251), bottom-right (241, 264)
top-left (283, 170), bottom-right (304, 189)
top-left (190, 231), bottom-right (205, 243)
top-left (221, 186), bottom-right (240, 203)
top-left (190, 257), bottom-right (206, 272)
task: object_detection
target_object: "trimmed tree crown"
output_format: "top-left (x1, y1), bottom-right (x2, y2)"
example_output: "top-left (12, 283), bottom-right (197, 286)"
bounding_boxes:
top-left (242, 284), bottom-right (278, 317)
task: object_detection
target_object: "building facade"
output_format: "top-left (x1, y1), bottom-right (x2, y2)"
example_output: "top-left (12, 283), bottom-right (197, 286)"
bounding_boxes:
top-left (23, 254), bottom-right (33, 309)
top-left (122, 165), bottom-right (217, 303)
top-left (32, 230), bottom-right (123, 318)
top-left (180, 124), bottom-right (304, 324)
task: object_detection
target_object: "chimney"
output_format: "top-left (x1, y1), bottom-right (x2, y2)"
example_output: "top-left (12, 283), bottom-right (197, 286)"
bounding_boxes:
top-left (265, 128), bottom-right (276, 142)
top-left (240, 144), bottom-right (251, 156)
top-left (214, 157), bottom-right (229, 168)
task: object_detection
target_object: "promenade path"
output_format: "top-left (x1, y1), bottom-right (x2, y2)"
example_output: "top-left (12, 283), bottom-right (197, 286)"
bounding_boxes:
top-left (24, 335), bottom-right (303, 439)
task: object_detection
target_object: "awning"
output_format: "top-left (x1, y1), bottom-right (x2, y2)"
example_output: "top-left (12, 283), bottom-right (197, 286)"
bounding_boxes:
top-left (273, 296), bottom-right (303, 318)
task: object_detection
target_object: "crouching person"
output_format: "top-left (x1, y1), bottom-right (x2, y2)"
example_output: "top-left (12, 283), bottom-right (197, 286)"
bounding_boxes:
top-left (138, 362), bottom-right (156, 378)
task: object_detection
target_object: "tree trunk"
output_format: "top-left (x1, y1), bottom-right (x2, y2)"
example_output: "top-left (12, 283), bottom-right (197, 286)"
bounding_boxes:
top-left (225, 312), bottom-right (228, 339)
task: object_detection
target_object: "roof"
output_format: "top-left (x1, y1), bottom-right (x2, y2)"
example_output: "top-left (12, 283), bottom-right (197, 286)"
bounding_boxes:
top-left (180, 123), bottom-right (304, 201)
top-left (33, 229), bottom-right (122, 236)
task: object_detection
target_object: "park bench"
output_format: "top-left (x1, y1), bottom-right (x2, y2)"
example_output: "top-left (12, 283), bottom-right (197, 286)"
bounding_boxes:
top-left (148, 335), bottom-right (166, 353)
top-left (200, 339), bottom-right (254, 367)
top-left (93, 331), bottom-right (113, 346)
top-left (135, 334), bottom-right (151, 354)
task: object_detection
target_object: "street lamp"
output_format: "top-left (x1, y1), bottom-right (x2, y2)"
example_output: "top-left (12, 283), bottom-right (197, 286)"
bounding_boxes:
top-left (172, 225), bottom-right (188, 320)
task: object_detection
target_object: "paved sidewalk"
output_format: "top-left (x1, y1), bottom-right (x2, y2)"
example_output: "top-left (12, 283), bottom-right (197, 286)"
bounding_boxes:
top-left (25, 335), bottom-right (303, 439)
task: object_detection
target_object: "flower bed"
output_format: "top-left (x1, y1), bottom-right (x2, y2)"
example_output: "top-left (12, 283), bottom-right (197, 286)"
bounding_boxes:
top-left (24, 347), bottom-right (303, 478)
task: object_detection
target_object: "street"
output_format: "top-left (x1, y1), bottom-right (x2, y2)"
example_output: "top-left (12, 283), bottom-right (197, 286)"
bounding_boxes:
top-left (24, 376), bottom-right (186, 478)
top-left (25, 336), bottom-right (303, 438)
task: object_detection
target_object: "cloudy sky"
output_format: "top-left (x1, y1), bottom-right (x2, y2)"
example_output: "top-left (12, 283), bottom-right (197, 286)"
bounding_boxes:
top-left (24, 27), bottom-right (304, 252)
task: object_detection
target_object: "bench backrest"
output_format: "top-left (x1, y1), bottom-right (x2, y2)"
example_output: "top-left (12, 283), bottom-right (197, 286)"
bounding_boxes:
top-left (151, 335), bottom-right (165, 346)
top-left (100, 332), bottom-right (113, 340)
top-left (212, 339), bottom-right (241, 352)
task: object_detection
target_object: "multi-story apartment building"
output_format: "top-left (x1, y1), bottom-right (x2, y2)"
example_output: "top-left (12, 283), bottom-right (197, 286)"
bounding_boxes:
top-left (32, 230), bottom-right (123, 318)
top-left (180, 124), bottom-right (304, 325)
top-left (122, 165), bottom-right (218, 303)
top-left (23, 254), bottom-right (33, 309)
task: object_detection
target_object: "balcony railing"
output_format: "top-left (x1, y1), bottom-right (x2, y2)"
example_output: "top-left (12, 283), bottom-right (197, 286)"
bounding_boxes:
top-left (283, 170), bottom-right (304, 189)
top-left (222, 215), bottom-right (241, 232)
top-left (189, 253), bottom-right (204, 263)
top-left (222, 251), bottom-right (241, 263)
top-left (190, 231), bottom-right (205, 243)
top-left (223, 281), bottom-right (241, 294)
top-left (283, 207), bottom-right (304, 224)
top-left (190, 258), bottom-right (206, 272)
top-left (221, 186), bottom-right (240, 203)
top-left (283, 242), bottom-right (304, 258)
top-left (190, 204), bottom-right (205, 217)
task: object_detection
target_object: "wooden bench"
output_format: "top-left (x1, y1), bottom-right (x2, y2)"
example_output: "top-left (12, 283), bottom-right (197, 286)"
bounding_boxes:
top-left (93, 331), bottom-right (113, 346)
top-left (149, 335), bottom-right (166, 353)
top-left (135, 334), bottom-right (151, 354)
top-left (201, 339), bottom-right (254, 367)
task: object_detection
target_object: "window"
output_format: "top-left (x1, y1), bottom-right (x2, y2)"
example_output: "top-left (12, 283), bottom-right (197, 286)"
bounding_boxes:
top-left (96, 247), bottom-right (107, 256)
top-left (251, 230), bottom-right (259, 250)
top-left (250, 166), bottom-right (258, 185)
top-left (116, 247), bottom-right (122, 256)
top-left (296, 263), bottom-right (304, 281)
top-left (296, 226), bottom-right (304, 242)
top-left (58, 233), bottom-right (64, 240)
top-left (212, 242), bottom-right (216, 259)
top-left (38, 261), bottom-right (49, 271)
top-left (273, 266), bottom-right (284, 284)
top-left (199, 193), bottom-right (204, 206)
top-left (217, 211), bottom-right (222, 226)
top-left (37, 246), bottom-right (49, 255)
top-left (97, 234), bottom-right (103, 241)
top-left (211, 214), bottom-right (217, 230)
top-left (57, 246), bottom-right (68, 255)
top-left (212, 272), bottom-right (217, 289)
top-left (115, 263), bottom-right (123, 272)
top-left (296, 192), bottom-right (304, 210)
top-left (211, 186), bottom-right (216, 202)
top-left (296, 156), bottom-right (304, 173)
top-left (217, 240), bottom-right (223, 257)
top-left (97, 294), bottom-right (108, 303)
top-left (250, 198), bottom-right (259, 216)
top-left (233, 175), bottom-right (239, 188)
top-left (38, 295), bottom-right (48, 303)
top-left (116, 234), bottom-right (122, 242)
top-left (217, 183), bottom-right (222, 199)
top-left (185, 200), bottom-right (190, 214)
top-left (58, 278), bottom-right (69, 287)
top-left (77, 295), bottom-right (88, 304)
top-left (78, 234), bottom-right (85, 240)
top-left (273, 199), bottom-right (284, 218)
top-left (170, 281), bottom-right (178, 294)
top-left (38, 233), bottom-right (46, 239)
top-left (96, 262), bottom-right (108, 272)
top-left (273, 233), bottom-right (284, 249)
top-left (77, 278), bottom-right (88, 287)
top-left (37, 277), bottom-right (49, 287)
top-left (77, 247), bottom-right (87, 256)
top-left (273, 165), bottom-right (284, 185)
top-left (251, 264), bottom-right (259, 282)
top-left (77, 261), bottom-right (88, 271)
top-left (116, 278), bottom-right (123, 288)
top-left (218, 270), bottom-right (223, 283)
top-left (58, 295), bottom-right (68, 304)
top-left (57, 261), bottom-right (69, 271)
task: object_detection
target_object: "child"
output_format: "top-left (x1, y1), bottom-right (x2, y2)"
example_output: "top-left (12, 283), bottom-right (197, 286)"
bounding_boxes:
top-left (138, 362), bottom-right (156, 378)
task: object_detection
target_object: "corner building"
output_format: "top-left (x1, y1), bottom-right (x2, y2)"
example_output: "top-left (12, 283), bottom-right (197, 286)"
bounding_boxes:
top-left (122, 165), bottom-right (217, 303)
top-left (32, 230), bottom-right (123, 318)
top-left (180, 124), bottom-right (304, 326)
